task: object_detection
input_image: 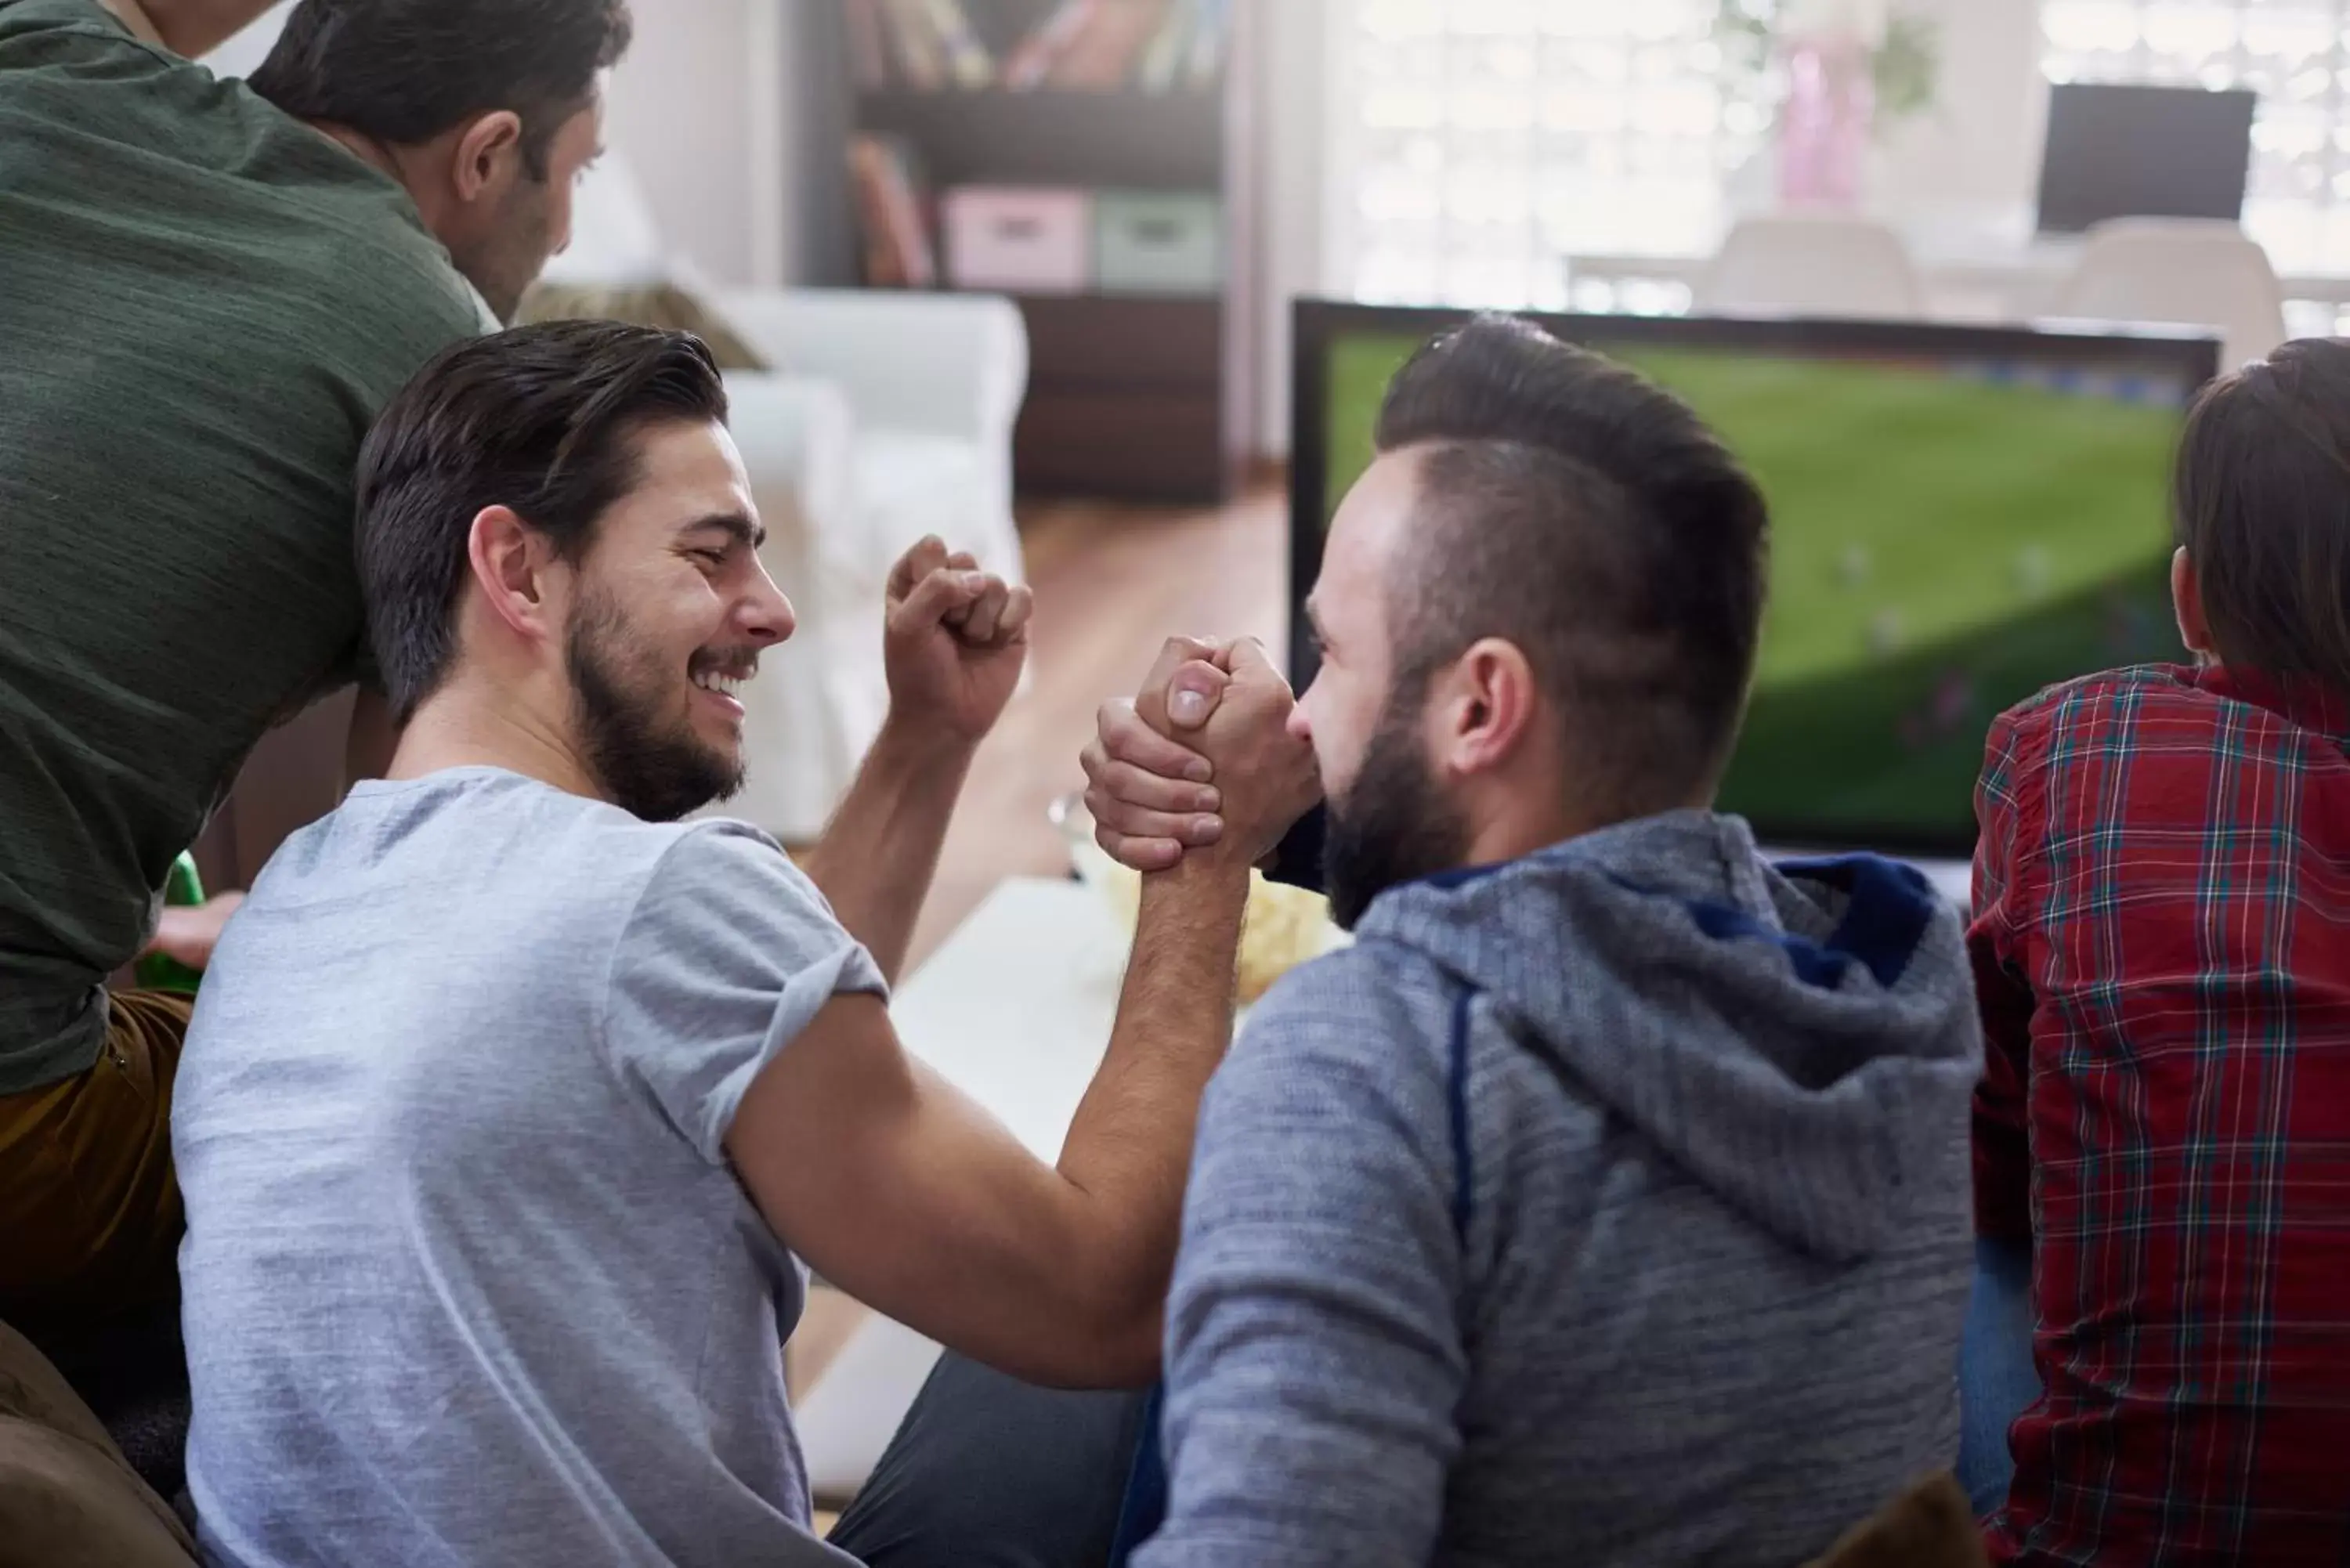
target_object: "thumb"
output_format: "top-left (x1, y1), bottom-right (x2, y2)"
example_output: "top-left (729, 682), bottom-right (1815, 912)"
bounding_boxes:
top-left (1166, 661), bottom-right (1231, 730)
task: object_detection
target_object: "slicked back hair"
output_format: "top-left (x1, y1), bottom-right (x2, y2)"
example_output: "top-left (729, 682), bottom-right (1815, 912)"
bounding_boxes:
top-left (354, 320), bottom-right (727, 722)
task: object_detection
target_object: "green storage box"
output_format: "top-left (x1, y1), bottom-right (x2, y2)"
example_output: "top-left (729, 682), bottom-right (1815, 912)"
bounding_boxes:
top-left (1094, 191), bottom-right (1223, 297)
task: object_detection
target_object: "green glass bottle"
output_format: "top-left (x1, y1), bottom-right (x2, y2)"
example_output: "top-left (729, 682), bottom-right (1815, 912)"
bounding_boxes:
top-left (135, 851), bottom-right (206, 995)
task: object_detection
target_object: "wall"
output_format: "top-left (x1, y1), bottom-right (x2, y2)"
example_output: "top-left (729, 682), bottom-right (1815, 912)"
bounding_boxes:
top-left (1249, 0), bottom-right (1331, 457)
top-left (201, 2), bottom-right (280, 77)
top-left (597, 0), bottom-right (853, 287)
top-left (601, 0), bottom-right (761, 284)
top-left (1877, 0), bottom-right (2048, 212)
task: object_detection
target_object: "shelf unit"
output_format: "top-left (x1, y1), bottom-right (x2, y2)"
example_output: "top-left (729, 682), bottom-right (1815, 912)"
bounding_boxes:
top-left (839, 2), bottom-right (1257, 502)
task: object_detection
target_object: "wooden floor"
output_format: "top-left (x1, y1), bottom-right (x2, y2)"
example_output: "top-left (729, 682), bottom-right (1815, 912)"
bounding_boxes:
top-left (906, 479), bottom-right (1288, 970)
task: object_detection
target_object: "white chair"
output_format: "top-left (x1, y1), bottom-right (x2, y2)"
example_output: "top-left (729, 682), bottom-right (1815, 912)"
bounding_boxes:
top-left (2052, 219), bottom-right (2289, 372)
top-left (1696, 213), bottom-right (1928, 320)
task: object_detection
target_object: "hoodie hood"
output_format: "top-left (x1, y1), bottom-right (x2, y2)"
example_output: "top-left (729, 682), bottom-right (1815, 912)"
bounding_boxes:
top-left (1355, 811), bottom-right (1982, 1263)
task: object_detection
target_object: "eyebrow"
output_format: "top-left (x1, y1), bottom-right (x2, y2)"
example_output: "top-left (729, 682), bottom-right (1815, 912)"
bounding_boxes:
top-left (682, 512), bottom-right (765, 552)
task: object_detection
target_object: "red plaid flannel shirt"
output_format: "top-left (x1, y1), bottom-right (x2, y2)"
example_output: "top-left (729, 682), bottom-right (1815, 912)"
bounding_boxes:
top-left (1972, 663), bottom-right (2350, 1566)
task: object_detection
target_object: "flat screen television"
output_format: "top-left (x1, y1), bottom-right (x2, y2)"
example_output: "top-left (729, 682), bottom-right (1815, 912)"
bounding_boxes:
top-left (2037, 82), bottom-right (2257, 234)
top-left (1285, 302), bottom-right (2223, 862)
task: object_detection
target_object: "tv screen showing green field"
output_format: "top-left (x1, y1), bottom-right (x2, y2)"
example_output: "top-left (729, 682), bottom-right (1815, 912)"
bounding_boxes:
top-left (1322, 334), bottom-right (2189, 846)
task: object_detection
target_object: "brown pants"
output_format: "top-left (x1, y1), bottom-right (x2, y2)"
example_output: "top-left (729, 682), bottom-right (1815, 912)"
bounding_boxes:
top-left (0, 992), bottom-right (193, 1350)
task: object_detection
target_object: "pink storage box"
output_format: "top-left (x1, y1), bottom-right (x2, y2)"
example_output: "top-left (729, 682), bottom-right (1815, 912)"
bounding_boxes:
top-left (942, 186), bottom-right (1092, 294)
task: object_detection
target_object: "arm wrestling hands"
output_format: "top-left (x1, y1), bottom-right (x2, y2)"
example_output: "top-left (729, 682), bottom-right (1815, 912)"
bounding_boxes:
top-left (1083, 638), bottom-right (1321, 876)
top-left (725, 548), bottom-right (1336, 1388)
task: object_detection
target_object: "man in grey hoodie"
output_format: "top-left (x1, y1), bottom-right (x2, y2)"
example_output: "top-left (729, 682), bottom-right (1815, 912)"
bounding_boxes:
top-left (1083, 315), bottom-right (1984, 1566)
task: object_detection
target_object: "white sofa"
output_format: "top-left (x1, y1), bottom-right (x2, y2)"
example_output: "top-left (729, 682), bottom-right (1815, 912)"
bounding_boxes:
top-left (717, 290), bottom-right (1029, 842)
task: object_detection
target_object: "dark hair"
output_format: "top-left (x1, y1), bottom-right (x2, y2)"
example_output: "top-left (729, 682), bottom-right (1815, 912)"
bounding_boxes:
top-left (1373, 314), bottom-right (1770, 813)
top-left (356, 320), bottom-right (728, 722)
top-left (249, 0), bottom-right (633, 179)
top-left (2174, 338), bottom-right (2350, 696)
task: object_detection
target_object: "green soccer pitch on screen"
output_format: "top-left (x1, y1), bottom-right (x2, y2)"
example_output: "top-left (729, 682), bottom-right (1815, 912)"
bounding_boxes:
top-left (1315, 328), bottom-right (2198, 851)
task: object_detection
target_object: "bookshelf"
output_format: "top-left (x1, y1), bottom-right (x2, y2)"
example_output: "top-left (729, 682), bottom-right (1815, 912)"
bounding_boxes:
top-left (854, 89), bottom-right (1224, 189)
top-left (838, 0), bottom-right (1257, 503)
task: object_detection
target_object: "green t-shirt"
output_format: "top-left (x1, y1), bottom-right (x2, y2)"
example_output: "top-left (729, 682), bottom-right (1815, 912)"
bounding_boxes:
top-left (0, 0), bottom-right (484, 1091)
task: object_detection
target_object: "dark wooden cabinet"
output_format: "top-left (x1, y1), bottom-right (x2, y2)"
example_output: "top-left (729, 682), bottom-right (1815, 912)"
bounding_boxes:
top-left (855, 88), bottom-right (1224, 190)
top-left (1011, 294), bottom-right (1227, 500)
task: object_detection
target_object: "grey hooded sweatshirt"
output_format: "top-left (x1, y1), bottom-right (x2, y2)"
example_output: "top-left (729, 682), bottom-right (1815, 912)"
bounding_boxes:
top-left (1133, 811), bottom-right (1981, 1568)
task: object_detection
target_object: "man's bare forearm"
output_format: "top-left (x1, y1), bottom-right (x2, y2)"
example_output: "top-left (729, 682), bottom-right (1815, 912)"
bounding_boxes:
top-left (1055, 854), bottom-right (1249, 1346)
top-left (102, 0), bottom-right (279, 57)
top-left (800, 719), bottom-right (974, 985)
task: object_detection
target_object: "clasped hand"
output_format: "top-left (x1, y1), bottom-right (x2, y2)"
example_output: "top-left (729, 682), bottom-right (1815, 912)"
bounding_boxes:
top-left (1082, 636), bottom-right (1322, 873)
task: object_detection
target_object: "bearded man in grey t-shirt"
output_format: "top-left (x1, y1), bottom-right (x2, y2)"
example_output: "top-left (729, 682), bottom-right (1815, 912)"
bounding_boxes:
top-left (172, 320), bottom-right (1318, 1568)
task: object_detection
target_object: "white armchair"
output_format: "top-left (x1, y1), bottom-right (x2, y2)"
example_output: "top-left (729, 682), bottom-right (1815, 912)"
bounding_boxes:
top-left (717, 289), bottom-right (1030, 842)
top-left (718, 370), bottom-right (862, 840)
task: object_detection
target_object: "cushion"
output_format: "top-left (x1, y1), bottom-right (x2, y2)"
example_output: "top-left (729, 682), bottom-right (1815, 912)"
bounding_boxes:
top-left (0, 1321), bottom-right (197, 1568)
top-left (852, 432), bottom-right (1019, 581)
top-left (515, 280), bottom-right (772, 372)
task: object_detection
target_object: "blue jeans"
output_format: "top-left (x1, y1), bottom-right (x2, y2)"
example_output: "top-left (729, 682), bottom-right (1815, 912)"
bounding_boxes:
top-left (1957, 1235), bottom-right (2041, 1518)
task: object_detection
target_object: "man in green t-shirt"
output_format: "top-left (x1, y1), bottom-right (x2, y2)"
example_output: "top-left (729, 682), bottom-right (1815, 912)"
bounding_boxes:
top-left (0, 0), bottom-right (631, 1355)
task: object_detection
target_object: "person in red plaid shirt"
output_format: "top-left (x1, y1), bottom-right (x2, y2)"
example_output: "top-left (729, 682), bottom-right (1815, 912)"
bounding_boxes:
top-left (1965, 338), bottom-right (2350, 1564)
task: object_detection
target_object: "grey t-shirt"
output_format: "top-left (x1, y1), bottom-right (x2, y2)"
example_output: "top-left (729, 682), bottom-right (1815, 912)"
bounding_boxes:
top-left (174, 768), bottom-right (886, 1568)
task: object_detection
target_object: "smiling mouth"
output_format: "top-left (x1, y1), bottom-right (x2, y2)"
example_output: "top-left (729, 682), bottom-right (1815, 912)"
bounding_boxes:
top-left (690, 652), bottom-right (758, 701)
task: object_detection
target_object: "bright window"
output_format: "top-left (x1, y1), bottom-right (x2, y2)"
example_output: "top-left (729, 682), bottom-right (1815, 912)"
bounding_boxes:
top-left (1329, 0), bottom-right (1764, 309)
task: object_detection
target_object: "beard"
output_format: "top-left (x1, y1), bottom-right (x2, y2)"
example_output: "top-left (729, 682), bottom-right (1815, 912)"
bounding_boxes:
top-left (454, 190), bottom-right (552, 325)
top-left (1323, 693), bottom-right (1471, 931)
top-left (566, 591), bottom-right (747, 824)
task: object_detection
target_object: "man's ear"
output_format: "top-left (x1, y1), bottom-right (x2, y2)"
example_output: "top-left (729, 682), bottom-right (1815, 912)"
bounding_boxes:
top-left (450, 110), bottom-right (527, 204)
top-left (1433, 638), bottom-right (1539, 779)
top-left (2171, 546), bottom-right (2216, 662)
top-left (468, 505), bottom-right (560, 647)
